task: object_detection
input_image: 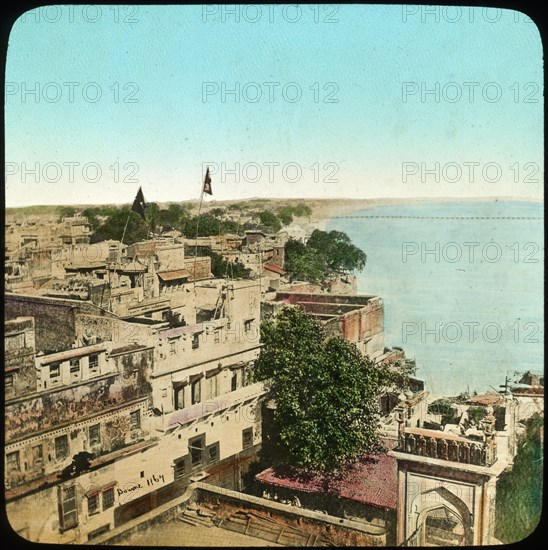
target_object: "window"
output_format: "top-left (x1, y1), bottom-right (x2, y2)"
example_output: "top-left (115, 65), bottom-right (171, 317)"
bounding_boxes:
top-left (7, 451), bottom-right (20, 471)
top-left (55, 435), bottom-right (69, 459)
top-left (207, 443), bottom-right (219, 464)
top-left (231, 373), bottom-right (238, 392)
top-left (102, 487), bottom-right (115, 510)
top-left (174, 385), bottom-right (185, 410)
top-left (88, 525), bottom-right (110, 541)
top-left (32, 445), bottom-right (43, 466)
top-left (170, 340), bottom-right (176, 355)
top-left (58, 484), bottom-right (78, 531)
top-left (6, 374), bottom-right (14, 389)
top-left (89, 354), bottom-right (99, 375)
top-left (69, 358), bottom-right (80, 379)
top-left (191, 379), bottom-right (201, 405)
top-left (89, 424), bottom-right (101, 446)
top-left (244, 319), bottom-right (253, 333)
top-left (174, 458), bottom-right (186, 480)
top-left (50, 363), bottom-right (61, 379)
top-left (192, 334), bottom-right (200, 349)
top-left (242, 428), bottom-right (253, 449)
top-left (129, 410), bottom-right (141, 430)
top-left (87, 493), bottom-right (99, 515)
top-left (189, 435), bottom-right (205, 469)
top-left (214, 330), bottom-right (220, 344)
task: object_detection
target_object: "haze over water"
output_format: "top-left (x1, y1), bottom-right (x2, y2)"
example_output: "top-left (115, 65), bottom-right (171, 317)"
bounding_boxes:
top-left (328, 200), bottom-right (544, 398)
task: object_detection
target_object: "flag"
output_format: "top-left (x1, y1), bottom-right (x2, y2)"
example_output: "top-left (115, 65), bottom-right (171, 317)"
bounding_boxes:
top-left (203, 167), bottom-right (212, 195)
top-left (131, 187), bottom-right (146, 219)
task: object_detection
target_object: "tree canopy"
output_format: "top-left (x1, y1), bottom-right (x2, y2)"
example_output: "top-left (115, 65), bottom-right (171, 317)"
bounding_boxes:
top-left (495, 413), bottom-right (543, 543)
top-left (284, 229), bottom-right (367, 283)
top-left (84, 200), bottom-right (314, 245)
top-left (188, 246), bottom-right (252, 280)
top-left (251, 306), bottom-right (411, 473)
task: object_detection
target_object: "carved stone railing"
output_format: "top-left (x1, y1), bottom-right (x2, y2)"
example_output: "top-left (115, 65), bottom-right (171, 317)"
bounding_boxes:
top-left (398, 428), bottom-right (496, 467)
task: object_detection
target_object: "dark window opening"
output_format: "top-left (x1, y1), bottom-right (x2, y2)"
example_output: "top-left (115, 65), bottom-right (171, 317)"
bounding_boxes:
top-left (7, 451), bottom-right (20, 471)
top-left (89, 424), bottom-right (101, 446)
top-left (55, 435), bottom-right (69, 459)
top-left (174, 458), bottom-right (186, 480)
top-left (191, 379), bottom-right (201, 405)
top-left (189, 435), bottom-right (205, 469)
top-left (59, 484), bottom-right (78, 531)
top-left (87, 493), bottom-right (99, 515)
top-left (50, 363), bottom-right (61, 379)
top-left (130, 410), bottom-right (141, 430)
top-left (242, 428), bottom-right (253, 449)
top-left (207, 443), bottom-right (219, 464)
top-left (174, 385), bottom-right (185, 410)
top-left (102, 487), bottom-right (115, 510)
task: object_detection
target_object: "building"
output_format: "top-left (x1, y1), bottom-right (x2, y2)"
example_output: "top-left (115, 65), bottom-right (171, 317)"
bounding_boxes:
top-left (389, 397), bottom-right (516, 546)
top-left (263, 291), bottom-right (386, 360)
top-left (255, 454), bottom-right (398, 545)
top-left (4, 277), bottom-right (267, 543)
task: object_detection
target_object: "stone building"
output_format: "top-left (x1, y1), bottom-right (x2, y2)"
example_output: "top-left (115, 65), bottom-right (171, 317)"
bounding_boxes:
top-left (390, 399), bottom-right (516, 546)
top-left (263, 291), bottom-right (386, 360)
top-left (4, 278), bottom-right (266, 544)
top-left (5, 317), bottom-right (37, 400)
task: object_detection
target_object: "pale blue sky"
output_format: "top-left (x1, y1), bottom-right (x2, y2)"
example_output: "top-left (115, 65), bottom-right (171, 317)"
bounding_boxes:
top-left (5, 5), bottom-right (543, 206)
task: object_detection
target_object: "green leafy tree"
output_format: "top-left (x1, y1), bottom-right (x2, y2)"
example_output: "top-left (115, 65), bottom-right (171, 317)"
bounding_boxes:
top-left (189, 246), bottom-right (251, 279)
top-left (307, 229), bottom-right (366, 273)
top-left (284, 240), bottom-right (326, 283)
top-left (276, 207), bottom-right (294, 226)
top-left (258, 210), bottom-right (282, 233)
top-left (251, 306), bottom-right (411, 473)
top-left (495, 413), bottom-right (543, 543)
top-left (90, 207), bottom-right (149, 245)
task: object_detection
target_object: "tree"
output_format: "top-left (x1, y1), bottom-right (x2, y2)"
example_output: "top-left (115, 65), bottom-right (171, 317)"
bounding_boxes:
top-left (495, 413), bottom-right (543, 543)
top-left (90, 207), bottom-right (149, 245)
top-left (307, 229), bottom-right (366, 273)
top-left (284, 230), bottom-right (367, 283)
top-left (258, 210), bottom-right (282, 233)
top-left (189, 246), bottom-right (252, 279)
top-left (251, 306), bottom-right (411, 473)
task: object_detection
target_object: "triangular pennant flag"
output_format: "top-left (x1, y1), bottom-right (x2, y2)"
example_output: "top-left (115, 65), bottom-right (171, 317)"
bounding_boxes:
top-left (203, 167), bottom-right (212, 195)
top-left (131, 187), bottom-right (146, 219)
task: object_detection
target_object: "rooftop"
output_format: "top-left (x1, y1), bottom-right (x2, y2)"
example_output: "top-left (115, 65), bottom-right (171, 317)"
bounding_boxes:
top-left (263, 262), bottom-right (286, 275)
top-left (273, 292), bottom-right (381, 320)
top-left (256, 453), bottom-right (397, 510)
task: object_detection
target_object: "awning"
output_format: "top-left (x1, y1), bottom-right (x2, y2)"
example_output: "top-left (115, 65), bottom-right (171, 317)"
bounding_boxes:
top-left (158, 269), bottom-right (191, 282)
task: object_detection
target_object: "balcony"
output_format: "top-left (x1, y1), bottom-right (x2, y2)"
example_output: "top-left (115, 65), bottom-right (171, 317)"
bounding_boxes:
top-left (397, 427), bottom-right (497, 467)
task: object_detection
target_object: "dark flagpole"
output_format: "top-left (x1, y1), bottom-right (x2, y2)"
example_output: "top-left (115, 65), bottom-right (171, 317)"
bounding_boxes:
top-left (193, 168), bottom-right (211, 287)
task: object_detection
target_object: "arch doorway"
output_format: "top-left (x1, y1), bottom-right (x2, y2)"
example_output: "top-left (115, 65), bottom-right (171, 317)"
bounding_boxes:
top-left (421, 506), bottom-right (466, 546)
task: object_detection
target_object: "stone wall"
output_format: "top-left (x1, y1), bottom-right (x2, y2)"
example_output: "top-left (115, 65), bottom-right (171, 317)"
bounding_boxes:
top-left (5, 295), bottom-right (77, 353)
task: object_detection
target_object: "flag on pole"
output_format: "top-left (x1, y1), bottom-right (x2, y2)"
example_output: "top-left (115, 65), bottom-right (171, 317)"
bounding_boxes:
top-left (131, 187), bottom-right (146, 219)
top-left (203, 167), bottom-right (212, 195)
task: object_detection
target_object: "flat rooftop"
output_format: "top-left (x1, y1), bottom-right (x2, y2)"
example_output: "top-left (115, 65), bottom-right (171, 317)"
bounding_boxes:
top-left (273, 292), bottom-right (381, 320)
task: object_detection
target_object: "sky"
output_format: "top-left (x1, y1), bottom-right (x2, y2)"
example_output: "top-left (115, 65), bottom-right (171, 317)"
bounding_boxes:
top-left (5, 4), bottom-right (544, 206)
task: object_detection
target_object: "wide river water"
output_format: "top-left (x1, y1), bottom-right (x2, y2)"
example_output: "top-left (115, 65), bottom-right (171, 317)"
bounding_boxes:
top-left (326, 200), bottom-right (544, 398)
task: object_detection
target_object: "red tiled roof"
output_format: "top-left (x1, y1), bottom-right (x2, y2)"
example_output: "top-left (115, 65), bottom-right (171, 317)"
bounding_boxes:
top-left (256, 454), bottom-right (397, 509)
top-left (263, 263), bottom-right (286, 275)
